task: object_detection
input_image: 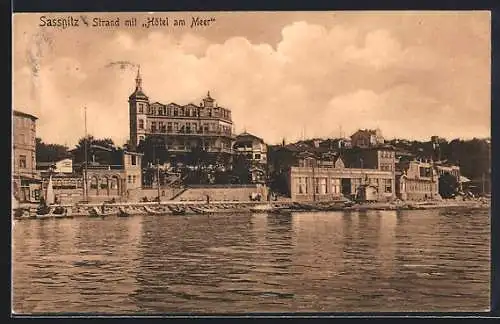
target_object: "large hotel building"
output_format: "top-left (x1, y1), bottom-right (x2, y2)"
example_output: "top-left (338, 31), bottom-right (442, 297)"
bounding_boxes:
top-left (128, 68), bottom-right (235, 164)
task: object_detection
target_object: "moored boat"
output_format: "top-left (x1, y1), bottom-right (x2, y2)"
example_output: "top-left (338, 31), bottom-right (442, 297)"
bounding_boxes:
top-left (190, 206), bottom-right (218, 214)
top-left (167, 205), bottom-right (186, 215)
top-left (249, 204), bottom-right (283, 213)
top-left (89, 206), bottom-right (115, 218)
top-left (143, 206), bottom-right (167, 215)
top-left (118, 207), bottom-right (130, 217)
top-left (36, 206), bottom-right (68, 219)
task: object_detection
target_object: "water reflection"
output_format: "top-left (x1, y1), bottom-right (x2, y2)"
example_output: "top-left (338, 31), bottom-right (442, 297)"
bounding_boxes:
top-left (12, 209), bottom-right (490, 314)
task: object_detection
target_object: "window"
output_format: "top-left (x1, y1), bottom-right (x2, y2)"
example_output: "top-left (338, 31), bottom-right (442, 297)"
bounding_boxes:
top-left (159, 122), bottom-right (165, 132)
top-left (19, 155), bottom-right (27, 169)
top-left (132, 175), bottom-right (136, 184)
top-left (174, 123), bottom-right (179, 132)
top-left (138, 119), bottom-right (144, 129)
top-left (298, 177), bottom-right (306, 194)
top-left (384, 179), bottom-right (392, 193)
top-left (151, 122), bottom-right (157, 132)
top-left (352, 178), bottom-right (362, 194)
top-left (331, 178), bottom-right (340, 194)
top-left (180, 107), bottom-right (185, 116)
top-left (138, 103), bottom-right (143, 113)
top-left (319, 178), bottom-right (327, 194)
top-left (131, 155), bottom-right (137, 165)
top-left (254, 153), bottom-right (261, 160)
top-left (128, 175), bottom-right (132, 183)
top-left (167, 107), bottom-right (171, 116)
top-left (314, 178), bottom-right (320, 194)
top-left (167, 122), bottom-right (172, 132)
top-left (173, 107), bottom-right (178, 116)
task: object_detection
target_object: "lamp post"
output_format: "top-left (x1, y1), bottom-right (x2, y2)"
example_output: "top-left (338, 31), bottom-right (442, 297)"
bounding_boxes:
top-left (151, 136), bottom-right (162, 202)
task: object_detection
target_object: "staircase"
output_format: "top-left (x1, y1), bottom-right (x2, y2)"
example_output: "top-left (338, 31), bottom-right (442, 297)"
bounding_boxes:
top-left (170, 187), bottom-right (188, 200)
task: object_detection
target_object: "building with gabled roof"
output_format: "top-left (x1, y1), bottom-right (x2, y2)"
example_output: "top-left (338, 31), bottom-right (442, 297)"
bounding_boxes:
top-left (233, 131), bottom-right (268, 183)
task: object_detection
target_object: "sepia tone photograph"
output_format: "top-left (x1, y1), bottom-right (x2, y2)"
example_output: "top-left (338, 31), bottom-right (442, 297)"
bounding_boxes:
top-left (12, 11), bottom-right (491, 314)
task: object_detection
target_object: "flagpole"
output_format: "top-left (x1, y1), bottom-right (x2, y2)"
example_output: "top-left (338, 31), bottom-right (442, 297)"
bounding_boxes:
top-left (84, 107), bottom-right (88, 202)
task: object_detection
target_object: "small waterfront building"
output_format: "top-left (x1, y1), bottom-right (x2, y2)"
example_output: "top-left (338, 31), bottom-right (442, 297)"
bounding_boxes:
top-left (12, 110), bottom-right (42, 202)
top-left (38, 150), bottom-right (144, 203)
top-left (37, 158), bottom-right (73, 174)
top-left (288, 161), bottom-right (395, 202)
top-left (269, 141), bottom-right (396, 201)
top-left (233, 132), bottom-right (268, 184)
top-left (396, 159), bottom-right (440, 201)
top-left (436, 164), bottom-right (461, 182)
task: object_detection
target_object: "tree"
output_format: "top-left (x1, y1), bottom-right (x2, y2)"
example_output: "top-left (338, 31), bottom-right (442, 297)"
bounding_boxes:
top-left (231, 154), bottom-right (251, 184)
top-left (136, 135), bottom-right (169, 166)
top-left (36, 138), bottom-right (70, 162)
top-left (439, 172), bottom-right (460, 199)
top-left (71, 135), bottom-right (117, 164)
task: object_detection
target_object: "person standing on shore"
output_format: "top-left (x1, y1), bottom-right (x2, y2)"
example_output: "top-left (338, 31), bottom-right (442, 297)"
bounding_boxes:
top-left (206, 195), bottom-right (210, 205)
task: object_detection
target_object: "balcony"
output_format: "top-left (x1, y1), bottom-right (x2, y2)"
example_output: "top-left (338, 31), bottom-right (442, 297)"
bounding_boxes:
top-left (166, 147), bottom-right (233, 154)
top-left (148, 128), bottom-right (235, 138)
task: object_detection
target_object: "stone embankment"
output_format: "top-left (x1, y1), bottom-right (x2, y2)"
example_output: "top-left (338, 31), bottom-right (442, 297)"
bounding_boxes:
top-left (14, 197), bottom-right (490, 220)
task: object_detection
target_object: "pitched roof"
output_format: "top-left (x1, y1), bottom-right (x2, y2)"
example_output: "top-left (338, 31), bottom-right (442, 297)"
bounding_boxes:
top-left (236, 132), bottom-right (264, 142)
top-left (13, 110), bottom-right (38, 120)
top-left (129, 89), bottom-right (148, 100)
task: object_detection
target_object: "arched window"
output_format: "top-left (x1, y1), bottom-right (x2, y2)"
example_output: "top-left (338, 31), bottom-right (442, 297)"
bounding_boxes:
top-left (138, 119), bottom-right (144, 129)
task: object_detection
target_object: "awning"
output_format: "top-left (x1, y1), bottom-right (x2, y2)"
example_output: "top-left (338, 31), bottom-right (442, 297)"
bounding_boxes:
top-left (460, 176), bottom-right (471, 183)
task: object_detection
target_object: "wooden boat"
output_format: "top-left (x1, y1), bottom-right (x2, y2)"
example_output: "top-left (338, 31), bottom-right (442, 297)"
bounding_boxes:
top-left (36, 206), bottom-right (67, 219)
top-left (13, 208), bottom-right (27, 219)
top-left (249, 204), bottom-right (283, 213)
top-left (89, 206), bottom-right (115, 218)
top-left (143, 206), bottom-right (167, 215)
top-left (118, 207), bottom-right (130, 217)
top-left (190, 206), bottom-right (218, 214)
top-left (167, 205), bottom-right (186, 215)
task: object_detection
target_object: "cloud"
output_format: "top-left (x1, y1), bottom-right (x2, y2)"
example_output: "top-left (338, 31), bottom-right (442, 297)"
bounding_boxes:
top-left (13, 18), bottom-right (490, 148)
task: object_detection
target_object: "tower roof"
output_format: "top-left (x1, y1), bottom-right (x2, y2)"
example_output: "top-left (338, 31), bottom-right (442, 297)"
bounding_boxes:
top-left (129, 65), bottom-right (148, 101)
top-left (204, 91), bottom-right (214, 101)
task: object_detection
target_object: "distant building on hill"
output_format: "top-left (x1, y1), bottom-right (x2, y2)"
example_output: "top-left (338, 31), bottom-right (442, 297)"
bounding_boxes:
top-left (350, 128), bottom-right (385, 148)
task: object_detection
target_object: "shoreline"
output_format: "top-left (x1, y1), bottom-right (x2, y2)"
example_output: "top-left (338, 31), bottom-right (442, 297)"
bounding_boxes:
top-left (13, 198), bottom-right (490, 220)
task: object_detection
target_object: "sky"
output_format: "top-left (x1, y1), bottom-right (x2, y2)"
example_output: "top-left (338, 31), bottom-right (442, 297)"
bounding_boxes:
top-left (13, 11), bottom-right (491, 147)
